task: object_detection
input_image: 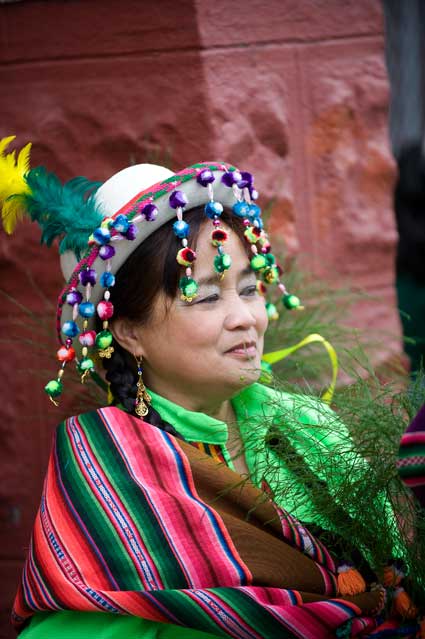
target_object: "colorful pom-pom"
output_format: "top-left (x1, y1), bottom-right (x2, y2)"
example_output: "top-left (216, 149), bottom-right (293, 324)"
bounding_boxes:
top-left (173, 220), bottom-right (189, 238)
top-left (244, 226), bottom-right (262, 244)
top-left (100, 271), bottom-right (115, 287)
top-left (248, 203), bottom-right (261, 219)
top-left (79, 357), bottom-right (95, 373)
top-left (205, 201), bottom-right (223, 219)
top-left (62, 321), bottom-right (79, 337)
top-left (221, 170), bottom-right (242, 187)
top-left (337, 564), bottom-right (366, 597)
top-left (56, 346), bottom-right (76, 362)
top-left (142, 203), bottom-right (158, 221)
top-left (95, 329), bottom-right (113, 350)
top-left (97, 300), bottom-right (114, 320)
top-left (393, 587), bottom-right (418, 619)
top-left (197, 168), bottom-right (215, 186)
top-left (214, 253), bottom-right (232, 273)
top-left (79, 268), bottom-right (97, 286)
top-left (383, 560), bottom-right (406, 587)
top-left (262, 265), bottom-right (280, 284)
top-left (176, 247), bottom-right (197, 267)
top-left (232, 201), bottom-right (250, 218)
top-left (78, 301), bottom-right (95, 318)
top-left (179, 276), bottom-right (198, 301)
top-left (93, 226), bottom-right (111, 245)
top-left (112, 214), bottom-right (129, 233)
top-left (99, 244), bottom-right (116, 260)
top-left (250, 254), bottom-right (267, 271)
top-left (211, 228), bottom-right (228, 246)
top-left (169, 190), bottom-right (188, 209)
top-left (66, 290), bottom-right (83, 306)
top-left (125, 223), bottom-right (138, 240)
top-left (44, 379), bottom-right (63, 398)
top-left (282, 293), bottom-right (301, 310)
top-left (79, 330), bottom-right (96, 346)
top-left (265, 302), bottom-right (279, 320)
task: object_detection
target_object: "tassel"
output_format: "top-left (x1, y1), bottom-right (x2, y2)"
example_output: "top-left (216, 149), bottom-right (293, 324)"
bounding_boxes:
top-left (383, 559), bottom-right (405, 587)
top-left (0, 135), bottom-right (32, 234)
top-left (337, 563), bottom-right (366, 596)
top-left (393, 587), bottom-right (418, 620)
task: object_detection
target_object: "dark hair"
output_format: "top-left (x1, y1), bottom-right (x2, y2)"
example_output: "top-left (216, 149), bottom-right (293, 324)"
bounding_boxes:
top-left (102, 205), bottom-right (250, 435)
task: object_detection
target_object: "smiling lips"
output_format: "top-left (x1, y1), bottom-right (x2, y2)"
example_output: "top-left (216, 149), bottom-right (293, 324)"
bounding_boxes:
top-left (225, 341), bottom-right (257, 358)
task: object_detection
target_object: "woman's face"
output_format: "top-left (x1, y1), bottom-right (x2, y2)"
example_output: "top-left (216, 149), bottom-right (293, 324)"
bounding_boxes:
top-left (121, 222), bottom-right (269, 407)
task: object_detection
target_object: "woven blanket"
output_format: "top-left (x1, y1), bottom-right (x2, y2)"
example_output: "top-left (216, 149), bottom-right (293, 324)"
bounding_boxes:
top-left (13, 407), bottom-right (383, 638)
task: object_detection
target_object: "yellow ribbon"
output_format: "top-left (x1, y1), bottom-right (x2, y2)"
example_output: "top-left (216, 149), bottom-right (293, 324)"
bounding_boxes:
top-left (262, 333), bottom-right (338, 404)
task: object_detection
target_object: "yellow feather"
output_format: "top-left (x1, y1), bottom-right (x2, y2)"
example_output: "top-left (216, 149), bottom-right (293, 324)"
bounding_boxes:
top-left (0, 136), bottom-right (32, 234)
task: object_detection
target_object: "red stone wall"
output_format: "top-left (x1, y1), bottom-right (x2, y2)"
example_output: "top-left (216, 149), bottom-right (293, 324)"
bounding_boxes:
top-left (0, 1), bottom-right (399, 636)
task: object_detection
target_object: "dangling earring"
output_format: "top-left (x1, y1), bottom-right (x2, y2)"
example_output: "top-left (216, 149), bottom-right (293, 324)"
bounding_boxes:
top-left (135, 356), bottom-right (151, 418)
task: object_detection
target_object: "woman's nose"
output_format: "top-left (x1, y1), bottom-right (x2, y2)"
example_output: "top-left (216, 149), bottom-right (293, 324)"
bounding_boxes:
top-left (223, 296), bottom-right (257, 331)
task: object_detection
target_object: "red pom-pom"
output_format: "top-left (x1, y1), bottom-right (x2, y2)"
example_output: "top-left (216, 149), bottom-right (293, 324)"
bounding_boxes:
top-left (176, 247), bottom-right (197, 266)
top-left (57, 346), bottom-right (76, 362)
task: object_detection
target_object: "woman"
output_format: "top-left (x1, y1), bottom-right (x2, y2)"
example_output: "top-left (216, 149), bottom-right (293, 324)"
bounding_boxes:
top-left (0, 137), bottom-right (416, 637)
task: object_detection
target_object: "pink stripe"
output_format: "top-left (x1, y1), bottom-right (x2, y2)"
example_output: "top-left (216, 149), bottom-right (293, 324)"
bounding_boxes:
top-left (67, 416), bottom-right (164, 590)
top-left (400, 432), bottom-right (425, 445)
top-left (102, 407), bottom-right (251, 588)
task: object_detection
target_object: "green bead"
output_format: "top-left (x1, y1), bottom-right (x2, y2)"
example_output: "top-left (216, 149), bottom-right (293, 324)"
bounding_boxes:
top-left (96, 329), bottom-right (113, 350)
top-left (282, 293), bottom-right (301, 310)
top-left (265, 302), bottom-right (279, 320)
top-left (179, 276), bottom-right (199, 300)
top-left (250, 254), bottom-right (267, 271)
top-left (44, 379), bottom-right (63, 398)
top-left (262, 265), bottom-right (279, 284)
top-left (214, 253), bottom-right (232, 273)
top-left (78, 357), bottom-right (95, 372)
top-left (265, 253), bottom-right (276, 265)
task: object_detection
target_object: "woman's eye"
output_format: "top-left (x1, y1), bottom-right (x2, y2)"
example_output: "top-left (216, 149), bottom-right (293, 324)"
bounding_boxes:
top-left (241, 285), bottom-right (257, 296)
top-left (197, 293), bottom-right (220, 304)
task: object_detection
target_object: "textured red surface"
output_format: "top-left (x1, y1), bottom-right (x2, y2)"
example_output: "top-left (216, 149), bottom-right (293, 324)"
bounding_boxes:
top-left (0, 1), bottom-right (400, 636)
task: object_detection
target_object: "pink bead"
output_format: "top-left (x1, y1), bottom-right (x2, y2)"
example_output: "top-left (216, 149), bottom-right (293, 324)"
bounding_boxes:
top-left (97, 300), bottom-right (114, 320)
top-left (79, 330), bottom-right (96, 347)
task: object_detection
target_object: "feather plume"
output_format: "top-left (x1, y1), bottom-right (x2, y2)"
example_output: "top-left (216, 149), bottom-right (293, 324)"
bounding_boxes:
top-left (0, 136), bottom-right (32, 234)
top-left (12, 167), bottom-right (103, 259)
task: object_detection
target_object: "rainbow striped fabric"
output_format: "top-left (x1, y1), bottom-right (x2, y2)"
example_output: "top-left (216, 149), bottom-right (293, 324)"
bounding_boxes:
top-left (13, 407), bottom-right (383, 638)
top-left (398, 403), bottom-right (425, 507)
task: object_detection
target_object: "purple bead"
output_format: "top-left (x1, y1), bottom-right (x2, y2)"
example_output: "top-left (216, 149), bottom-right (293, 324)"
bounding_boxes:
top-left (169, 190), bottom-right (188, 209)
top-left (221, 170), bottom-right (242, 187)
top-left (197, 169), bottom-right (215, 187)
top-left (142, 203), bottom-right (158, 221)
top-left (99, 244), bottom-right (116, 260)
top-left (66, 290), bottom-right (83, 306)
top-left (79, 268), bottom-right (97, 286)
top-left (125, 223), bottom-right (138, 240)
top-left (241, 171), bottom-right (253, 186)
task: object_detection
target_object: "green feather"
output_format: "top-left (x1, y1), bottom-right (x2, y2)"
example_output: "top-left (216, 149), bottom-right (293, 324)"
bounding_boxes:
top-left (10, 167), bottom-right (103, 260)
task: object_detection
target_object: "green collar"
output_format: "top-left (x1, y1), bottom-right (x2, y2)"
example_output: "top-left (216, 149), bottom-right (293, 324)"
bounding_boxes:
top-left (148, 383), bottom-right (276, 444)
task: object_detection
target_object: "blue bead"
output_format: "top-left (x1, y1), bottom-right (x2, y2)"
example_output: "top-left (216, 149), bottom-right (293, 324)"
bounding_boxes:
top-left (204, 201), bottom-right (223, 219)
top-left (79, 301), bottom-right (95, 318)
top-left (232, 201), bottom-right (250, 218)
top-left (112, 214), bottom-right (129, 233)
top-left (248, 203), bottom-right (261, 219)
top-left (62, 321), bottom-right (80, 337)
top-left (173, 220), bottom-right (189, 238)
top-left (93, 227), bottom-right (111, 245)
top-left (100, 272), bottom-right (116, 287)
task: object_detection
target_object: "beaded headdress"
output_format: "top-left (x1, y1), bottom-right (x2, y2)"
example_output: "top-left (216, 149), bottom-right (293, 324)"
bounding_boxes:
top-left (0, 136), bottom-right (301, 404)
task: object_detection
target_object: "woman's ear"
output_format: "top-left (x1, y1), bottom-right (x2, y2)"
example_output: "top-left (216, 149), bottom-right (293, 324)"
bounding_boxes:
top-left (110, 318), bottom-right (145, 358)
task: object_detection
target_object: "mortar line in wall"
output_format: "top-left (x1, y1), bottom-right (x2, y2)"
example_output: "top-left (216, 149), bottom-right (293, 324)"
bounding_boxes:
top-left (0, 34), bottom-right (384, 69)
